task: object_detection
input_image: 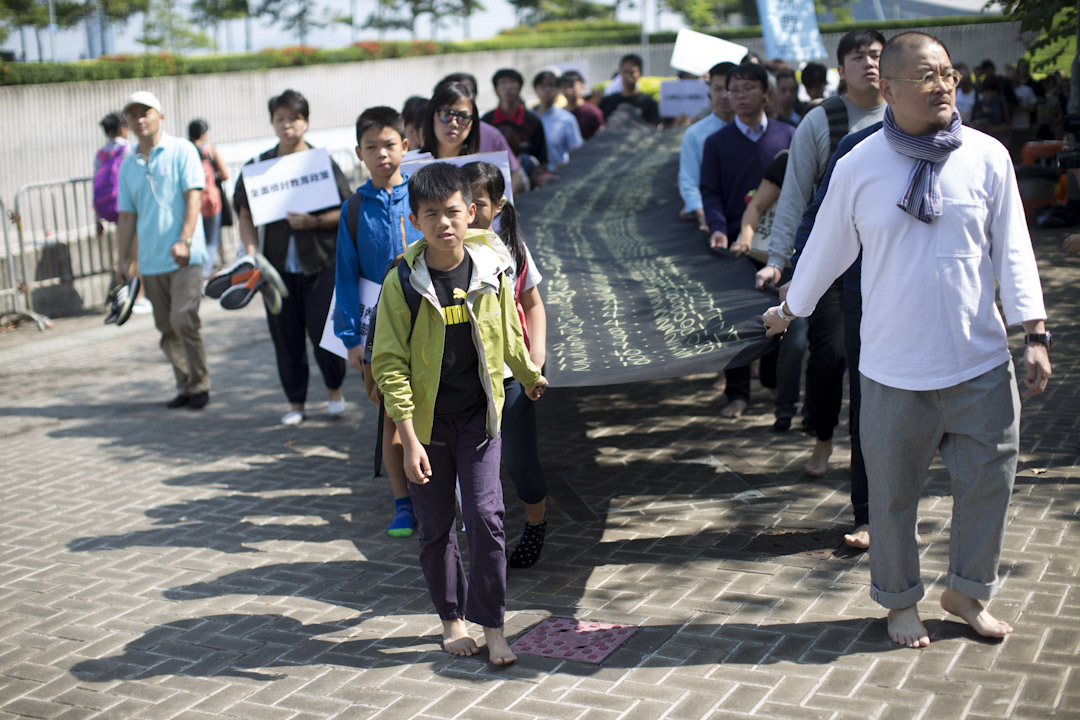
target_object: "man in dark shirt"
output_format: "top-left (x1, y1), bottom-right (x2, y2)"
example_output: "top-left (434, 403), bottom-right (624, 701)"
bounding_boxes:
top-left (599, 54), bottom-right (660, 127)
top-left (481, 68), bottom-right (548, 170)
top-left (559, 70), bottom-right (605, 140)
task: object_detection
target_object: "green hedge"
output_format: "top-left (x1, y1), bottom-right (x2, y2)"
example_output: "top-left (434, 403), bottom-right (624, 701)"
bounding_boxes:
top-left (0, 14), bottom-right (1015, 87)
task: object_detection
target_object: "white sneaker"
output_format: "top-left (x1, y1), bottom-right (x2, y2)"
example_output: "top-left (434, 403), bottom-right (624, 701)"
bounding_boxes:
top-left (327, 398), bottom-right (346, 416)
top-left (132, 298), bottom-right (153, 315)
top-left (281, 410), bottom-right (305, 426)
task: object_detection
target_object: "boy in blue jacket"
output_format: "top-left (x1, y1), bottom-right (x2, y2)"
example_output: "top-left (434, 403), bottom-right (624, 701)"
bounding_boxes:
top-left (334, 106), bottom-right (424, 538)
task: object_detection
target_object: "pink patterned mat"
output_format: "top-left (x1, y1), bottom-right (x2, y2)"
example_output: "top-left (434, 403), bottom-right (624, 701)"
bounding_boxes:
top-left (510, 617), bottom-right (639, 663)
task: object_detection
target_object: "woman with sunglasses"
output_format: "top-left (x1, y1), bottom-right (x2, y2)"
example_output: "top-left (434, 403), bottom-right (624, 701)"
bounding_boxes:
top-left (420, 81), bottom-right (525, 195)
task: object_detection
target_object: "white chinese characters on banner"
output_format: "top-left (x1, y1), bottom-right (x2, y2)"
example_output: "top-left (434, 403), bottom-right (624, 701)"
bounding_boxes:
top-left (241, 147), bottom-right (339, 227)
top-left (319, 277), bottom-right (382, 361)
top-left (756, 0), bottom-right (827, 64)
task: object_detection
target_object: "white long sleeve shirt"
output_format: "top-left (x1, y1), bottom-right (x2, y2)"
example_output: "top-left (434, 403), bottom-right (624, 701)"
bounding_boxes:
top-left (785, 126), bottom-right (1046, 391)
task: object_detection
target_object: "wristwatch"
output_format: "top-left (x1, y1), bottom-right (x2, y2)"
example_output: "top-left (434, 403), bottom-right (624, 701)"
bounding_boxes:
top-left (1025, 331), bottom-right (1052, 351)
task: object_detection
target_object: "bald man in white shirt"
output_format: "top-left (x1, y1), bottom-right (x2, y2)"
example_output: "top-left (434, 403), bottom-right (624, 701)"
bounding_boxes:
top-left (763, 32), bottom-right (1051, 648)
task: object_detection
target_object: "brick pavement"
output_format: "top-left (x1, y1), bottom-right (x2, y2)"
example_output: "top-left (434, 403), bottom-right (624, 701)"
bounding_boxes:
top-left (0, 229), bottom-right (1077, 719)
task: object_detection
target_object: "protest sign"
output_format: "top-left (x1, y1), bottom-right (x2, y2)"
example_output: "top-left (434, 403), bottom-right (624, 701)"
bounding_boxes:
top-left (319, 276), bottom-right (382, 360)
top-left (670, 29), bottom-right (748, 77)
top-left (401, 151), bottom-right (515, 204)
top-left (756, 0), bottom-right (827, 63)
top-left (240, 147), bottom-right (339, 227)
top-left (660, 79), bottom-right (710, 119)
top-left (517, 113), bottom-right (777, 387)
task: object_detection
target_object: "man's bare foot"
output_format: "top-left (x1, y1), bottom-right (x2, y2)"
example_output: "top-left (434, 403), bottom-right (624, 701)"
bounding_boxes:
top-left (483, 626), bottom-right (517, 666)
top-left (803, 439), bottom-right (832, 477)
top-left (887, 605), bottom-right (930, 648)
top-left (721, 399), bottom-right (747, 418)
top-left (713, 374), bottom-right (726, 394)
top-left (442, 619), bottom-right (479, 656)
top-left (844, 524), bottom-right (870, 549)
top-left (940, 588), bottom-right (1013, 639)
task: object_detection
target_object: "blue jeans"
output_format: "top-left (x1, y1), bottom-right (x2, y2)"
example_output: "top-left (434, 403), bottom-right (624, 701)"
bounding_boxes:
top-left (201, 211), bottom-right (223, 279)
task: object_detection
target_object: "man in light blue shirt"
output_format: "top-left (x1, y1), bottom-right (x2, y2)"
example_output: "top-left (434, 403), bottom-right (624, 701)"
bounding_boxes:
top-left (678, 62), bottom-right (736, 232)
top-left (115, 91), bottom-right (211, 410)
top-left (532, 70), bottom-right (584, 172)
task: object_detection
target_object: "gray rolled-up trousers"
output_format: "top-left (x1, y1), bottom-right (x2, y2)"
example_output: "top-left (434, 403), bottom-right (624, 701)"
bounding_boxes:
top-left (860, 360), bottom-right (1020, 609)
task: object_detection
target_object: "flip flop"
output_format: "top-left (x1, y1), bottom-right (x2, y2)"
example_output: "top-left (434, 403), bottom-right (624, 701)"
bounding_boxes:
top-left (205, 256), bottom-right (257, 299)
top-left (220, 269), bottom-right (265, 310)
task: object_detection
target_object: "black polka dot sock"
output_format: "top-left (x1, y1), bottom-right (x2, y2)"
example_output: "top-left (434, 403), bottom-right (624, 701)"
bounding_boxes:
top-left (508, 517), bottom-right (547, 569)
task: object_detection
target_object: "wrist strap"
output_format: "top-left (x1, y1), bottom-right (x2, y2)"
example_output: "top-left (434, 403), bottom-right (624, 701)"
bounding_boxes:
top-left (777, 302), bottom-right (791, 321)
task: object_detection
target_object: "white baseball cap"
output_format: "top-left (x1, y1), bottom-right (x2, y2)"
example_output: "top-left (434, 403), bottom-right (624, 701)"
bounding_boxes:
top-left (122, 91), bottom-right (164, 114)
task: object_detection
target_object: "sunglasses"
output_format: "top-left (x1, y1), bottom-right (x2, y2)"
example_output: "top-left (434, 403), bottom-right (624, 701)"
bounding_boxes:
top-left (436, 108), bottom-right (474, 126)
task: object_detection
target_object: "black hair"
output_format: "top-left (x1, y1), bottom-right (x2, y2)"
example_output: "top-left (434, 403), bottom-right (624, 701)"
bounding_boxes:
top-left (408, 162), bottom-right (473, 216)
top-left (801, 62), bottom-right (828, 89)
top-left (440, 72), bottom-right (478, 94)
top-left (268, 88), bottom-right (309, 122)
top-left (619, 53), bottom-right (643, 72)
top-left (981, 74), bottom-right (1002, 93)
top-left (492, 68), bottom-right (524, 90)
top-left (775, 69), bottom-right (797, 84)
top-left (462, 161), bottom-right (525, 275)
top-left (559, 70), bottom-right (584, 85)
top-left (187, 118), bottom-right (209, 143)
top-left (726, 62), bottom-right (770, 92)
top-left (355, 106), bottom-right (405, 145)
top-left (707, 61), bottom-right (737, 81)
top-left (100, 111), bottom-right (126, 138)
top-left (420, 81), bottom-right (481, 158)
top-left (402, 96), bottom-right (428, 128)
top-left (740, 50), bottom-right (763, 65)
top-left (880, 31), bottom-right (950, 80)
top-left (836, 28), bottom-right (886, 65)
top-left (533, 69), bottom-right (558, 87)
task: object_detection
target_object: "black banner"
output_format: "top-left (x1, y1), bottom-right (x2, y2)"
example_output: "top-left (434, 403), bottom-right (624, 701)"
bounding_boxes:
top-left (519, 116), bottom-right (778, 387)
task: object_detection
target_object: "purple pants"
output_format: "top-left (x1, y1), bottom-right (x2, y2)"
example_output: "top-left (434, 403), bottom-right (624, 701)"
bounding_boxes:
top-left (410, 407), bottom-right (506, 628)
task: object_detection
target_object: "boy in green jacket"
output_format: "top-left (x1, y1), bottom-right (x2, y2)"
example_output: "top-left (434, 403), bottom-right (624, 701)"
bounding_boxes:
top-left (372, 162), bottom-right (546, 665)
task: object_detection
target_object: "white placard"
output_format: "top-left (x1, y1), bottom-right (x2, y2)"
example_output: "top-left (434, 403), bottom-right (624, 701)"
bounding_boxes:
top-left (319, 276), bottom-right (383, 360)
top-left (670, 29), bottom-right (749, 77)
top-left (660, 79), bottom-right (710, 119)
top-left (401, 151), bottom-right (515, 205)
top-left (241, 147), bottom-right (339, 227)
top-left (756, 0), bottom-right (827, 63)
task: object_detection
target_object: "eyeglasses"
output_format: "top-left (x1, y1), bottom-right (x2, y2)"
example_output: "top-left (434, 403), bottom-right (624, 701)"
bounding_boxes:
top-left (886, 69), bottom-right (963, 91)
top-left (435, 108), bottom-right (474, 126)
top-left (726, 86), bottom-right (761, 98)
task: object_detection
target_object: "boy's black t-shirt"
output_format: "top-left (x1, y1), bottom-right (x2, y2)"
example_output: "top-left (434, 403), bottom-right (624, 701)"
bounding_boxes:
top-left (429, 255), bottom-right (485, 419)
top-left (599, 92), bottom-right (660, 125)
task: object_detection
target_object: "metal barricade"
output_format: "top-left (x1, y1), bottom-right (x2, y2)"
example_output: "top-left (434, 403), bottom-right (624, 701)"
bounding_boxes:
top-left (12, 177), bottom-right (114, 321)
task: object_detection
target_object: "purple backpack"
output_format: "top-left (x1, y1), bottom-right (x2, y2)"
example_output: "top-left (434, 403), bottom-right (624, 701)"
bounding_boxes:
top-left (93, 145), bottom-right (126, 222)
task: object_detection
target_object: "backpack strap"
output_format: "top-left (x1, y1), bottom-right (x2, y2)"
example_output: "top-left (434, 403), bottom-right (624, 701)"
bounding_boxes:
top-left (346, 193), bottom-right (363, 249)
top-left (821, 96), bottom-right (850, 157)
top-left (397, 259), bottom-right (423, 334)
top-left (514, 252), bottom-right (528, 302)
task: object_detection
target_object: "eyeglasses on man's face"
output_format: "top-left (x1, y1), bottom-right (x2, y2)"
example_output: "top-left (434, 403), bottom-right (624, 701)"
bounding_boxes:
top-left (886, 69), bottom-right (963, 91)
top-left (436, 108), bottom-right (474, 126)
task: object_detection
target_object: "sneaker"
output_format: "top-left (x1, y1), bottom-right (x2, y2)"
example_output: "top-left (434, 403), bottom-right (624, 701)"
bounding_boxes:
top-left (131, 297), bottom-right (153, 315)
top-left (387, 499), bottom-right (415, 538)
top-left (105, 276), bottom-right (140, 326)
top-left (327, 397), bottom-right (346, 417)
top-left (165, 394), bottom-right (190, 409)
top-left (260, 281), bottom-right (283, 316)
top-left (281, 410), bottom-right (306, 426)
top-left (253, 253), bottom-right (289, 299)
top-left (204, 256), bottom-right (257, 299)
top-left (219, 269), bottom-right (265, 310)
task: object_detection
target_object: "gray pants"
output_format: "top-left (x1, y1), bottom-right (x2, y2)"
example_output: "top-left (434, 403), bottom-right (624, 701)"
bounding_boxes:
top-left (142, 264), bottom-right (211, 396)
top-left (860, 361), bottom-right (1020, 609)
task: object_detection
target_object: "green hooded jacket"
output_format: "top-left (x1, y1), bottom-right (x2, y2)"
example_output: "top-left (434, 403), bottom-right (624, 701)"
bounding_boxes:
top-left (371, 228), bottom-right (542, 445)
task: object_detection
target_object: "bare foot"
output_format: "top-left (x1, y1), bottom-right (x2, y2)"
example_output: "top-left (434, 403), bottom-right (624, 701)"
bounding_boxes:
top-left (887, 605), bottom-right (930, 648)
top-left (803, 439), bottom-right (832, 477)
top-left (442, 619), bottom-right (479, 656)
top-left (844, 524), bottom-right (870, 550)
top-left (483, 626), bottom-right (517, 665)
top-left (721, 399), bottom-right (747, 418)
top-left (713, 374), bottom-right (726, 394)
top-left (940, 588), bottom-right (1013, 639)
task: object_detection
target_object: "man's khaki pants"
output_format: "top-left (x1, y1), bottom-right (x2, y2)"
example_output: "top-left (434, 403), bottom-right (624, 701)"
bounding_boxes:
top-left (141, 264), bottom-right (210, 396)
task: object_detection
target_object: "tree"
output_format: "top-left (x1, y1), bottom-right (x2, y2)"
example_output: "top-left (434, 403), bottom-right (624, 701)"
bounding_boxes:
top-left (256, 0), bottom-right (326, 44)
top-left (190, 0), bottom-right (245, 50)
top-left (361, 0), bottom-right (449, 39)
top-left (995, 0), bottom-right (1077, 71)
top-left (137, 0), bottom-right (213, 51)
top-left (511, 0), bottom-right (614, 25)
top-left (454, 0), bottom-right (483, 38)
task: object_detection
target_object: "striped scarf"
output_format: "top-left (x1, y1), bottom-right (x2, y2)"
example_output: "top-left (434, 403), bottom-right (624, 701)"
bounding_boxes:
top-left (882, 107), bottom-right (963, 224)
